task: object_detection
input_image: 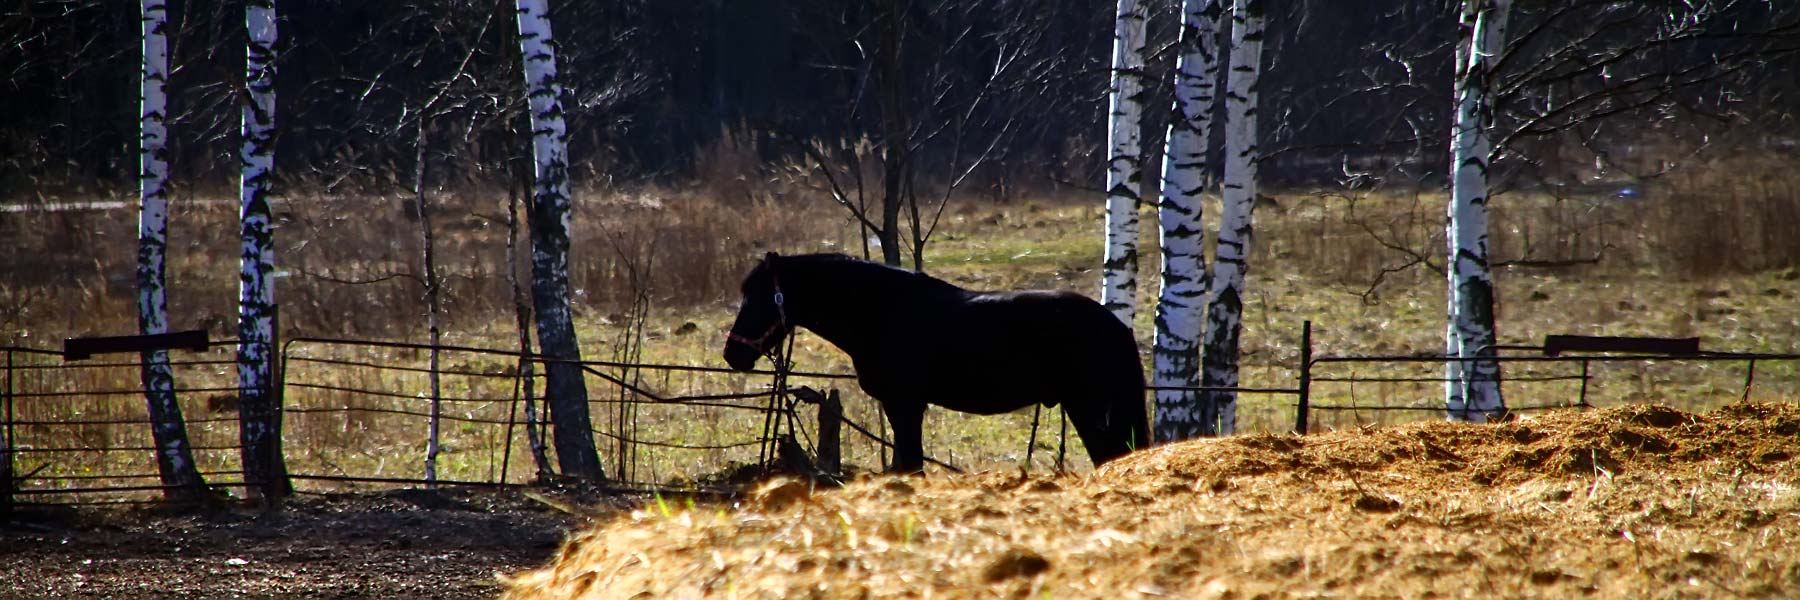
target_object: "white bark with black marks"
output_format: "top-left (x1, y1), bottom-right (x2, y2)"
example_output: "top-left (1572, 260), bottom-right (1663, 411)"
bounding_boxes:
top-left (237, 0), bottom-right (288, 499)
top-left (1199, 0), bottom-right (1263, 436)
top-left (1446, 0), bottom-right (1511, 422)
top-left (515, 0), bottom-right (604, 480)
top-left (1101, 0), bottom-right (1147, 326)
top-left (1152, 0), bottom-right (1223, 442)
top-left (507, 181), bottom-right (552, 480)
top-left (139, 0), bottom-right (207, 500)
top-left (1443, 0), bottom-right (1474, 419)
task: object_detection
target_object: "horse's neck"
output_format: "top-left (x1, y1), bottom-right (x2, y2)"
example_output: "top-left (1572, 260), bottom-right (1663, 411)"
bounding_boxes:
top-left (790, 261), bottom-right (943, 357)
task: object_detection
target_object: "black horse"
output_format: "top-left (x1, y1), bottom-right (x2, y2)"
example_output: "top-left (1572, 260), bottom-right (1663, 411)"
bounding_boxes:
top-left (723, 252), bottom-right (1149, 472)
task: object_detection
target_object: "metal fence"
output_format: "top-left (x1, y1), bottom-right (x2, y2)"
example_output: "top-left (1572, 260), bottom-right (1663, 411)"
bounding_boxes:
top-left (4, 324), bottom-right (1796, 506)
top-left (1, 342), bottom-right (267, 507)
top-left (0, 333), bottom-right (943, 507)
top-left (278, 337), bottom-right (865, 493)
top-left (1295, 323), bottom-right (1800, 432)
top-left (1139, 322), bottom-right (1797, 434)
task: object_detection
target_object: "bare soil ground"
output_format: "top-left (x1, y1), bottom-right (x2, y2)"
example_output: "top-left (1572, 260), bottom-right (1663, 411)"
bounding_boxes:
top-left (5, 403), bottom-right (1794, 599)
top-left (0, 487), bottom-right (614, 599)
top-left (505, 403), bottom-right (1800, 599)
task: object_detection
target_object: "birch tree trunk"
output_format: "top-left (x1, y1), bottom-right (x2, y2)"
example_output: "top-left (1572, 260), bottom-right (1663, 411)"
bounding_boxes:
top-left (1198, 0), bottom-right (1263, 436)
top-left (415, 120), bottom-right (444, 484)
top-left (1152, 0), bottom-right (1223, 442)
top-left (138, 0), bottom-right (207, 501)
top-left (237, 0), bottom-right (289, 500)
top-left (509, 176), bottom-right (552, 480)
top-left (1443, 0), bottom-right (1475, 426)
top-left (1100, 0), bottom-right (1148, 325)
top-left (514, 0), bottom-right (604, 480)
top-left (1445, 0), bottom-right (1511, 422)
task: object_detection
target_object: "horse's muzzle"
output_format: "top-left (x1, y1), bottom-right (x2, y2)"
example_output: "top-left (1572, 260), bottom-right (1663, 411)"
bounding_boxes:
top-left (722, 340), bottom-right (759, 372)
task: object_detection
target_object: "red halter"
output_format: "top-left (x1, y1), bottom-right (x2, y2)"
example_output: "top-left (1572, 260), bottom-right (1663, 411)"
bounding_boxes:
top-left (727, 264), bottom-right (789, 356)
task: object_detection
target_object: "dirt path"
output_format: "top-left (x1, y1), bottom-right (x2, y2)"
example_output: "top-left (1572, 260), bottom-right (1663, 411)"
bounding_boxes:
top-left (1, 488), bottom-right (602, 599)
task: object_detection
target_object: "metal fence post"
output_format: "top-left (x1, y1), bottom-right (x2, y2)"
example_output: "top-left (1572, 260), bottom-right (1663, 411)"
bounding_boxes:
top-left (1743, 358), bottom-right (1757, 403)
top-left (1577, 359), bottom-right (1591, 408)
top-left (499, 353), bottom-right (522, 485)
top-left (3, 349), bottom-right (13, 513)
top-left (817, 389), bottom-right (842, 475)
top-left (1295, 321), bottom-right (1312, 435)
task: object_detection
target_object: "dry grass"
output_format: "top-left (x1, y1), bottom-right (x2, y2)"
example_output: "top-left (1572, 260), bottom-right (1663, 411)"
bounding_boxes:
top-left (502, 402), bottom-right (1800, 599)
top-left (2, 153), bottom-right (1797, 490)
top-left (0, 180), bottom-right (853, 342)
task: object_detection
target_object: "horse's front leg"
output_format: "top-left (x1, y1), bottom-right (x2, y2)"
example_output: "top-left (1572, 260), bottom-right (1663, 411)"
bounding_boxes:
top-left (880, 399), bottom-right (926, 474)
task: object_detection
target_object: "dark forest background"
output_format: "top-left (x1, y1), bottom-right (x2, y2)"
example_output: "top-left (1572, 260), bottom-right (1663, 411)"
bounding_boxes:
top-left (2, 0), bottom-right (1796, 199)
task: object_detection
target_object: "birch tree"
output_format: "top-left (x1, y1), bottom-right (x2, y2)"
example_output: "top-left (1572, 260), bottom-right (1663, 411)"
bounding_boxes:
top-left (237, 0), bottom-right (289, 499)
top-left (1100, 0), bottom-right (1148, 325)
top-left (511, 185), bottom-right (553, 481)
top-left (1152, 0), bottom-right (1223, 442)
top-left (414, 120), bottom-right (445, 484)
top-left (1440, 0), bottom-right (1474, 422)
top-left (138, 0), bottom-right (208, 501)
top-left (1318, 2), bottom-right (1799, 347)
top-left (1197, 0), bottom-right (1263, 436)
top-left (1445, 0), bottom-right (1510, 421)
top-left (514, 0), bottom-right (604, 480)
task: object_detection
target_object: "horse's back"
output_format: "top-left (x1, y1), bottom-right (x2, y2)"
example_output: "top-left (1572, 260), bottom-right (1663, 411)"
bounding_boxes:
top-left (949, 289), bottom-right (1144, 400)
top-left (965, 289), bottom-right (1135, 348)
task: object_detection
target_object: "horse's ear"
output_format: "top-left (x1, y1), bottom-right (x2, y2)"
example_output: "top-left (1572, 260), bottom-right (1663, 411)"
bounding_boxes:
top-left (764, 251), bottom-right (780, 263)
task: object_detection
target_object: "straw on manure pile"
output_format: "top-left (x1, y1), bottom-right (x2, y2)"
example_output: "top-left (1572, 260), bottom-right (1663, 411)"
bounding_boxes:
top-left (505, 403), bottom-right (1800, 599)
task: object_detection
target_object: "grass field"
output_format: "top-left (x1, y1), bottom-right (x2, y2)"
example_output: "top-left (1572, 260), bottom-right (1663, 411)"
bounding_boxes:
top-left (2, 162), bottom-right (1797, 496)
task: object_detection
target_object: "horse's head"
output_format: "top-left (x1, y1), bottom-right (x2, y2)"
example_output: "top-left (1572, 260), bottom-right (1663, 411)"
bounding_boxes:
top-left (723, 252), bottom-right (791, 371)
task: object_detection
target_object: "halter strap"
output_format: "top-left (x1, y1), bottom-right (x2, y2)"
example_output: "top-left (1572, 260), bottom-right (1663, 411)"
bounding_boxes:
top-left (727, 256), bottom-right (790, 356)
top-left (727, 321), bottom-right (784, 353)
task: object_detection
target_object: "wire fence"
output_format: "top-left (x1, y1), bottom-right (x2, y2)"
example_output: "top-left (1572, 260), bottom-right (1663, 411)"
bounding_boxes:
top-left (5, 323), bottom-right (1797, 507)
top-left (278, 337), bottom-right (862, 493)
top-left (1293, 323), bottom-right (1800, 432)
top-left (0, 333), bottom-right (960, 507)
top-left (2, 342), bottom-right (267, 507)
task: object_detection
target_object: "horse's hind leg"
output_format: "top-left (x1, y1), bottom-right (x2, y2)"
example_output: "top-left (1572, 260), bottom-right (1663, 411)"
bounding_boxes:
top-left (879, 399), bottom-right (927, 474)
